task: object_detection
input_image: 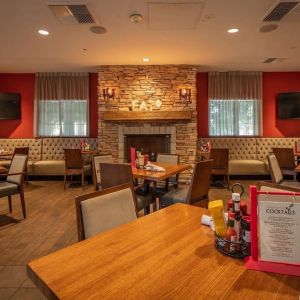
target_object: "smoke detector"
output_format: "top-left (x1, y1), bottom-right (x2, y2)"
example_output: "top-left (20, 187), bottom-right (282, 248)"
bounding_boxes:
top-left (130, 13), bottom-right (143, 23)
top-left (90, 26), bottom-right (106, 34)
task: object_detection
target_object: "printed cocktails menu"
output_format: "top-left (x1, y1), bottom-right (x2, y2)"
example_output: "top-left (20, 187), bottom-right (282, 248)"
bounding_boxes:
top-left (258, 194), bottom-right (300, 265)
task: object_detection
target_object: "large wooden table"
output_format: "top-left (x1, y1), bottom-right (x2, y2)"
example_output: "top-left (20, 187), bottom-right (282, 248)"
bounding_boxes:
top-left (27, 204), bottom-right (300, 299)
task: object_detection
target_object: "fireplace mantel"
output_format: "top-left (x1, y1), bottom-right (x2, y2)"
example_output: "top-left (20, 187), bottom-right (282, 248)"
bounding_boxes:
top-left (102, 111), bottom-right (193, 122)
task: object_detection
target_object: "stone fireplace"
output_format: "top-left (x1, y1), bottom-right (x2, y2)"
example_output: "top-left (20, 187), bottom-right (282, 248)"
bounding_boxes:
top-left (97, 65), bottom-right (198, 181)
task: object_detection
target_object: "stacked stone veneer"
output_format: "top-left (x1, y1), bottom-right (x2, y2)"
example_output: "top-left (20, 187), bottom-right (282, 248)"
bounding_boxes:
top-left (98, 65), bottom-right (198, 181)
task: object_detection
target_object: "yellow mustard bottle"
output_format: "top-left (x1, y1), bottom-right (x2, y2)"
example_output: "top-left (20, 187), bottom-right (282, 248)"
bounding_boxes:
top-left (208, 200), bottom-right (227, 238)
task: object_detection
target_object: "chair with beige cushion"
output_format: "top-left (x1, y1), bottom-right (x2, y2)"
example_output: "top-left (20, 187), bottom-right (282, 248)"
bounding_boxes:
top-left (160, 160), bottom-right (213, 208)
top-left (92, 154), bottom-right (113, 191)
top-left (267, 154), bottom-right (300, 189)
top-left (0, 154), bottom-right (28, 218)
top-left (156, 153), bottom-right (179, 191)
top-left (75, 183), bottom-right (137, 241)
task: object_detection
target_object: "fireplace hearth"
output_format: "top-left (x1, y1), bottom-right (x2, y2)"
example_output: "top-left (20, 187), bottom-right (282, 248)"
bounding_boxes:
top-left (124, 134), bottom-right (170, 162)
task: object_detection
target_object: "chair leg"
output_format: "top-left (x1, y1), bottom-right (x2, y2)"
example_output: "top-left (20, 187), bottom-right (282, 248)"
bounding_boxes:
top-left (144, 205), bottom-right (150, 215)
top-left (20, 189), bottom-right (26, 219)
top-left (8, 196), bottom-right (12, 213)
top-left (64, 173), bottom-right (67, 190)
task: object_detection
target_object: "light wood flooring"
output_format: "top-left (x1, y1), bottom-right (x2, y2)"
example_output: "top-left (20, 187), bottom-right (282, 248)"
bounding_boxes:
top-left (0, 179), bottom-right (257, 299)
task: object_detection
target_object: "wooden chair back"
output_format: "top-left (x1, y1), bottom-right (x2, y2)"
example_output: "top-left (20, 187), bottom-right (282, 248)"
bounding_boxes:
top-left (186, 160), bottom-right (213, 205)
top-left (64, 149), bottom-right (83, 169)
top-left (100, 163), bottom-right (133, 189)
top-left (92, 154), bottom-right (113, 190)
top-left (210, 148), bottom-right (229, 169)
top-left (267, 154), bottom-right (283, 184)
top-left (13, 147), bottom-right (29, 156)
top-left (75, 183), bottom-right (137, 241)
top-left (272, 148), bottom-right (296, 169)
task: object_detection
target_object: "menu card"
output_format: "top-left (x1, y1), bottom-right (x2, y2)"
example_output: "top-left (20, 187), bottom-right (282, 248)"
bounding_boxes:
top-left (258, 194), bottom-right (300, 265)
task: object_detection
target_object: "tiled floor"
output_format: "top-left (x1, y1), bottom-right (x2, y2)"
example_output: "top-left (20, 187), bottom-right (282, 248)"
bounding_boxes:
top-left (0, 180), bottom-right (255, 299)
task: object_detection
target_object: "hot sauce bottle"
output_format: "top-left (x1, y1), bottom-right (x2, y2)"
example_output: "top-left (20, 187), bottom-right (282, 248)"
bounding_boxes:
top-left (225, 212), bottom-right (237, 253)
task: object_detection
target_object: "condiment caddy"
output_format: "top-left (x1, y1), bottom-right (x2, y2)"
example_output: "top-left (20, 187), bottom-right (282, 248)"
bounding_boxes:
top-left (208, 183), bottom-right (251, 259)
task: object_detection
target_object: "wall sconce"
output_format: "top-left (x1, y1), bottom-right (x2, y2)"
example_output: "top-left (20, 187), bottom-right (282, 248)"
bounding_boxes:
top-left (103, 88), bottom-right (115, 100)
top-left (179, 88), bottom-right (191, 100)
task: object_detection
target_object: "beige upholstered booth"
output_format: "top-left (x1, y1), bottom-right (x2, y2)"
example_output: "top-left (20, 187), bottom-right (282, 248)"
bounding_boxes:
top-left (198, 137), bottom-right (299, 176)
top-left (0, 138), bottom-right (97, 176)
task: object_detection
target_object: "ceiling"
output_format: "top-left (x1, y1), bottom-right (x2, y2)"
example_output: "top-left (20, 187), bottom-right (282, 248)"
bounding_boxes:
top-left (0, 0), bottom-right (300, 72)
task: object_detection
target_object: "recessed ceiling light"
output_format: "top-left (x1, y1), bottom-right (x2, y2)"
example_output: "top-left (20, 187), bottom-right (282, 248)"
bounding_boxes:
top-left (143, 58), bottom-right (150, 62)
top-left (38, 29), bottom-right (49, 36)
top-left (227, 28), bottom-right (239, 33)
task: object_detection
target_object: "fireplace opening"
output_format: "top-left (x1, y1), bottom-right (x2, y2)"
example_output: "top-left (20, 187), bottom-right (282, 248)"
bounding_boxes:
top-left (124, 134), bottom-right (171, 162)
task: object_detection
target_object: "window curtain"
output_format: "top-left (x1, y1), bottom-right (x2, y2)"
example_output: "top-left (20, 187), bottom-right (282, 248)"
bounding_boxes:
top-left (34, 72), bottom-right (89, 137)
top-left (208, 71), bottom-right (262, 136)
top-left (208, 71), bottom-right (262, 100)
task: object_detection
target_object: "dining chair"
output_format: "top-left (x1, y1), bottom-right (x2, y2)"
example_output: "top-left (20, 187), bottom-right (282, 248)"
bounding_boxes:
top-left (272, 147), bottom-right (297, 180)
top-left (267, 154), bottom-right (300, 189)
top-left (210, 148), bottom-right (229, 188)
top-left (14, 147), bottom-right (30, 182)
top-left (75, 183), bottom-right (137, 241)
top-left (64, 149), bottom-right (90, 190)
top-left (156, 153), bottom-right (179, 191)
top-left (92, 154), bottom-right (113, 191)
top-left (100, 162), bottom-right (153, 215)
top-left (160, 160), bottom-right (213, 208)
top-left (0, 154), bottom-right (28, 218)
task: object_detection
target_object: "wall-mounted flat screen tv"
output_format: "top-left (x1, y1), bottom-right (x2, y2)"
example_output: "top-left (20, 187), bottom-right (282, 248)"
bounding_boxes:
top-left (0, 93), bottom-right (21, 120)
top-left (277, 92), bottom-right (300, 119)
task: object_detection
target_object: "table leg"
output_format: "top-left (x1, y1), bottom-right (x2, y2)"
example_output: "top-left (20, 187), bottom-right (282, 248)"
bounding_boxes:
top-left (152, 181), bottom-right (157, 212)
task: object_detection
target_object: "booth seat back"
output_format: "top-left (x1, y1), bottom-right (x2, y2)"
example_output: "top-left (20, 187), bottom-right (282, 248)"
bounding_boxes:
top-left (198, 138), bottom-right (257, 160)
top-left (42, 138), bottom-right (98, 160)
top-left (0, 139), bottom-right (41, 161)
top-left (256, 138), bottom-right (298, 160)
top-left (198, 137), bottom-right (299, 161)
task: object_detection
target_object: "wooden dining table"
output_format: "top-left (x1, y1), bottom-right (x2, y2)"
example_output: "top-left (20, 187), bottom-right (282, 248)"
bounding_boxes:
top-left (131, 162), bottom-right (191, 182)
top-left (27, 204), bottom-right (300, 300)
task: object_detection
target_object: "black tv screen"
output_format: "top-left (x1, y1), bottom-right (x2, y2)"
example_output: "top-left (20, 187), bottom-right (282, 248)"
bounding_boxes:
top-left (277, 92), bottom-right (300, 119)
top-left (0, 93), bottom-right (21, 120)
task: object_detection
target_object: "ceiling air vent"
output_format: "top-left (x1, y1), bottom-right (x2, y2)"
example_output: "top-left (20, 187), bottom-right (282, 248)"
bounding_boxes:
top-left (67, 5), bottom-right (95, 24)
top-left (263, 1), bottom-right (299, 21)
top-left (48, 4), bottom-right (96, 24)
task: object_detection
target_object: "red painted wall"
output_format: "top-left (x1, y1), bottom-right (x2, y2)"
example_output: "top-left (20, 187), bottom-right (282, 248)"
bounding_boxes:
top-left (263, 72), bottom-right (300, 137)
top-left (0, 73), bottom-right (98, 138)
top-left (0, 74), bottom-right (35, 138)
top-left (196, 72), bottom-right (300, 137)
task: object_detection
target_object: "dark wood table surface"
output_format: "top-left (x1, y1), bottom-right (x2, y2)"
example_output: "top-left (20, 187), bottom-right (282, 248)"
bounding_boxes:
top-left (27, 204), bottom-right (300, 300)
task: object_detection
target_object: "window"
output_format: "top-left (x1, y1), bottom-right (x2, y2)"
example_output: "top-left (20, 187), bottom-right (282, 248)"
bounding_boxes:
top-left (209, 99), bottom-right (260, 136)
top-left (38, 100), bottom-right (88, 137)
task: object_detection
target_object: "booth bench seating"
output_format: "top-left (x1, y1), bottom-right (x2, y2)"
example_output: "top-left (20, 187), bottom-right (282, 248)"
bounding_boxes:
top-left (198, 137), bottom-right (299, 176)
top-left (0, 138), bottom-right (98, 176)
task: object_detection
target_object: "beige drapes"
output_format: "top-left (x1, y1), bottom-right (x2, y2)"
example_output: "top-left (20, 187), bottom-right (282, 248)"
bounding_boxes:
top-left (34, 72), bottom-right (89, 136)
top-left (208, 71), bottom-right (262, 100)
top-left (35, 72), bottom-right (89, 100)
